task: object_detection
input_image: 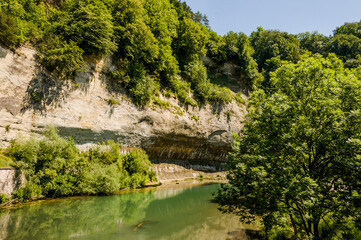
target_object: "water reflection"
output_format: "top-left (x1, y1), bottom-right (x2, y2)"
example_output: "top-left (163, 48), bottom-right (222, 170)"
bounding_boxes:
top-left (0, 183), bottom-right (246, 240)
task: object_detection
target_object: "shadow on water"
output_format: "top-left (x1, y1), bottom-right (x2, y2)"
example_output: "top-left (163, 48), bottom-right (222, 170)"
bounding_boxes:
top-left (0, 183), bottom-right (250, 240)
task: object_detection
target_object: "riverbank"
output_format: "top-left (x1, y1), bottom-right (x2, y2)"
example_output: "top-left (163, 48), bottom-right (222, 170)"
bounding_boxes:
top-left (0, 166), bottom-right (228, 210)
top-left (0, 175), bottom-right (227, 211)
top-left (0, 182), bottom-right (251, 240)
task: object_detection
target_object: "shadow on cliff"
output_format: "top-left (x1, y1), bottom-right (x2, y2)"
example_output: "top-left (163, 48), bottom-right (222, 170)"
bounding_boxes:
top-left (21, 63), bottom-right (98, 114)
top-left (21, 66), bottom-right (71, 114)
top-left (98, 69), bottom-right (148, 118)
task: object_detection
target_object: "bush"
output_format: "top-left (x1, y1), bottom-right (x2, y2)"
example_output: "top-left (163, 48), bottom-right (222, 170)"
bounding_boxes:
top-left (234, 92), bottom-right (245, 105)
top-left (12, 184), bottom-right (42, 202)
top-left (168, 77), bottom-right (197, 106)
top-left (0, 193), bottom-right (10, 204)
top-left (184, 60), bottom-right (232, 103)
top-left (78, 163), bottom-right (121, 195)
top-left (110, 62), bottom-right (160, 106)
top-left (130, 74), bottom-right (159, 106)
top-left (120, 150), bottom-right (157, 189)
top-left (8, 127), bottom-right (157, 201)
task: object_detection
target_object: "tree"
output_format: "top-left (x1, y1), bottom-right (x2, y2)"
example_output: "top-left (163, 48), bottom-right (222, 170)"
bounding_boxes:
top-left (37, 37), bottom-right (85, 78)
top-left (250, 27), bottom-right (301, 71)
top-left (215, 54), bottom-right (361, 239)
top-left (55, 0), bottom-right (117, 56)
top-left (236, 33), bottom-right (263, 89)
top-left (298, 31), bottom-right (329, 55)
top-left (113, 0), bottom-right (159, 65)
top-left (173, 17), bottom-right (209, 67)
top-left (0, 11), bottom-right (21, 47)
top-left (327, 34), bottom-right (361, 62)
top-left (334, 21), bottom-right (361, 39)
top-left (144, 0), bottom-right (179, 76)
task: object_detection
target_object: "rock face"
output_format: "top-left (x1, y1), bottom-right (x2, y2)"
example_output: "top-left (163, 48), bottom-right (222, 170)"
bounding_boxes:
top-left (0, 46), bottom-right (246, 167)
top-left (0, 169), bottom-right (24, 196)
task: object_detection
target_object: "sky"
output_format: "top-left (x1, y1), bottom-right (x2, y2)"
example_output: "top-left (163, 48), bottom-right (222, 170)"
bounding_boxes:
top-left (184, 0), bottom-right (361, 36)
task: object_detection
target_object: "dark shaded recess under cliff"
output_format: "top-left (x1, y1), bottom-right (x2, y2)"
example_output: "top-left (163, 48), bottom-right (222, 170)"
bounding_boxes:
top-left (43, 127), bottom-right (231, 171)
top-left (142, 134), bottom-right (230, 171)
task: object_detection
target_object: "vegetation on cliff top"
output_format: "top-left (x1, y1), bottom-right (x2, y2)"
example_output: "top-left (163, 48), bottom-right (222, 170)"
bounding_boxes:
top-left (7, 126), bottom-right (156, 202)
top-left (2, 1), bottom-right (361, 107)
top-left (0, 0), bottom-right (238, 106)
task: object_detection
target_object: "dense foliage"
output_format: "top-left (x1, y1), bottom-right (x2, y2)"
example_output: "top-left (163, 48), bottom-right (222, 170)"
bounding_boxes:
top-left (8, 127), bottom-right (156, 201)
top-left (0, 0), bottom-right (234, 106)
top-left (3, 0), bottom-right (361, 105)
top-left (215, 54), bottom-right (361, 239)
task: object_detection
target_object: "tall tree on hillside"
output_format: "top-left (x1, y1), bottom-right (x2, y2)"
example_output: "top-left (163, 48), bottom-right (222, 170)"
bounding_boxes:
top-left (55, 0), bottom-right (117, 56)
top-left (250, 27), bottom-right (301, 71)
top-left (334, 21), bottom-right (361, 39)
top-left (113, 0), bottom-right (159, 66)
top-left (298, 31), bottom-right (329, 55)
top-left (327, 34), bottom-right (361, 62)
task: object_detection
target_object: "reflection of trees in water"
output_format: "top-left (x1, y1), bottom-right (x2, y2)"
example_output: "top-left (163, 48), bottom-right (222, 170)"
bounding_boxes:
top-left (0, 191), bottom-right (156, 240)
top-left (116, 191), bottom-right (155, 225)
top-left (0, 184), bottom-right (247, 240)
top-left (144, 185), bottom-right (247, 240)
top-left (158, 214), bottom-right (247, 240)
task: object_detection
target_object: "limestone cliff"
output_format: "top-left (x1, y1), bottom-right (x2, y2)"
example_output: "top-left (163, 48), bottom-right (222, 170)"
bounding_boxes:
top-left (0, 46), bottom-right (246, 169)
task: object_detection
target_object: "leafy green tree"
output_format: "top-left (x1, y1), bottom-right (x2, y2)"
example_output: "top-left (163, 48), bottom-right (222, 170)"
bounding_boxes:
top-left (0, 0), bottom-right (44, 46)
top-left (298, 31), bottom-right (329, 55)
top-left (37, 37), bottom-right (85, 78)
top-left (173, 17), bottom-right (209, 67)
top-left (0, 11), bottom-right (21, 47)
top-left (222, 31), bottom-right (240, 62)
top-left (55, 0), bottom-right (117, 55)
top-left (184, 59), bottom-right (232, 103)
top-left (250, 27), bottom-right (301, 71)
top-left (205, 32), bottom-right (262, 90)
top-left (206, 30), bottom-right (227, 63)
top-left (327, 34), bottom-right (361, 62)
top-left (144, 0), bottom-right (179, 76)
top-left (215, 54), bottom-right (361, 239)
top-left (334, 21), bottom-right (361, 39)
top-left (236, 33), bottom-right (263, 89)
top-left (113, 0), bottom-right (159, 65)
top-left (344, 54), bottom-right (361, 69)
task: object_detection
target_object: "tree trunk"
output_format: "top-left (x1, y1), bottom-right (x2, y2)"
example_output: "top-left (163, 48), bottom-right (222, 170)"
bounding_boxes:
top-left (313, 221), bottom-right (320, 240)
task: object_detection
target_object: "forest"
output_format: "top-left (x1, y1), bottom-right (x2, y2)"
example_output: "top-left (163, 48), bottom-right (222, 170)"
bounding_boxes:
top-left (1, 0), bottom-right (361, 106)
top-left (2, 0), bottom-right (361, 239)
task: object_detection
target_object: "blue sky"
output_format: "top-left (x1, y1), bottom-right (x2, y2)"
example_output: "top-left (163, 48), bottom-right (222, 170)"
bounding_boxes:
top-left (184, 0), bottom-right (361, 36)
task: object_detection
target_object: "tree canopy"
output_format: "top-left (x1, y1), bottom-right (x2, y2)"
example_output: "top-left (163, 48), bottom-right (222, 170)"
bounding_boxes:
top-left (3, 0), bottom-right (361, 107)
top-left (215, 54), bottom-right (361, 239)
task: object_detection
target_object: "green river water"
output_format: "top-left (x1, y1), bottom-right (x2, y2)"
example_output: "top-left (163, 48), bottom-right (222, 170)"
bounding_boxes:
top-left (0, 182), bottom-right (249, 240)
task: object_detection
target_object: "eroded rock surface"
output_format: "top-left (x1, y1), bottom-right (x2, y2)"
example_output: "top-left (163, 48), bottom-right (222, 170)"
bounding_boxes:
top-left (0, 46), bottom-right (246, 166)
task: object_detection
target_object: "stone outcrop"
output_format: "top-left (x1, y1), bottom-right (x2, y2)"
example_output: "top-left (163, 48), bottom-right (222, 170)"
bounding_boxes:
top-left (0, 45), bottom-right (246, 167)
top-left (0, 169), bottom-right (24, 196)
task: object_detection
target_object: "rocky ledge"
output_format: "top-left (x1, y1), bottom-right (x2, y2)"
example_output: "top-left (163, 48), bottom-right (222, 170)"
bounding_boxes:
top-left (0, 45), bottom-right (246, 168)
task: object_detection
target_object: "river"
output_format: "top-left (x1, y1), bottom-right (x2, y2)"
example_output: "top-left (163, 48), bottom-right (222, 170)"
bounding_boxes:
top-left (0, 182), bottom-right (250, 240)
